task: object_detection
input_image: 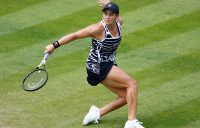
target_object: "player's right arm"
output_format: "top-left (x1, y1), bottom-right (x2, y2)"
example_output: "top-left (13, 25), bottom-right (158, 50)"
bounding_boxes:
top-left (45, 22), bottom-right (103, 53)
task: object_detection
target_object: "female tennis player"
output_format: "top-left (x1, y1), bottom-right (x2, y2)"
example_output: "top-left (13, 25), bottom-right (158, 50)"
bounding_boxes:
top-left (45, 1), bottom-right (144, 128)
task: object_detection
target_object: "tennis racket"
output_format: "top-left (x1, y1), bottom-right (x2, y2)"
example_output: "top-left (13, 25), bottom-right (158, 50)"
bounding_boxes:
top-left (22, 53), bottom-right (49, 91)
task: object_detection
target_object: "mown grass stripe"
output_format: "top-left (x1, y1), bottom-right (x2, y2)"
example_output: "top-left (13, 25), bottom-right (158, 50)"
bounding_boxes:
top-left (1, 9), bottom-right (199, 56)
top-left (0, 6), bottom-right (102, 54)
top-left (0, 0), bottom-right (161, 54)
top-left (143, 97), bottom-right (200, 128)
top-left (179, 120), bottom-right (200, 128)
top-left (0, 0), bottom-right (48, 16)
top-left (0, 0), bottom-right (160, 40)
top-left (0, 0), bottom-right (161, 36)
top-left (134, 51), bottom-right (200, 90)
top-left (138, 71), bottom-right (200, 118)
top-left (119, 27), bottom-right (200, 73)
top-left (123, 0), bottom-right (200, 34)
top-left (0, 0), bottom-right (96, 35)
top-left (115, 0), bottom-right (160, 15)
top-left (120, 10), bottom-right (200, 53)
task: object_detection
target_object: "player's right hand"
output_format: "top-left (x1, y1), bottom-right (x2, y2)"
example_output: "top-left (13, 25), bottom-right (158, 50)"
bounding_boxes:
top-left (45, 44), bottom-right (55, 54)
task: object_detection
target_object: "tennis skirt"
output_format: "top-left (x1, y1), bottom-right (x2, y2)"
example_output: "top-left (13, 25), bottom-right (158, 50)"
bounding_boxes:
top-left (86, 62), bottom-right (116, 86)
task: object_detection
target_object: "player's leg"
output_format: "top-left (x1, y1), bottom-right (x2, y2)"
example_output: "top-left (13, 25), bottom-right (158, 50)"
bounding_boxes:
top-left (100, 85), bottom-right (127, 116)
top-left (82, 83), bottom-right (127, 125)
top-left (101, 65), bottom-right (138, 120)
top-left (83, 65), bottom-right (144, 127)
top-left (102, 66), bottom-right (144, 128)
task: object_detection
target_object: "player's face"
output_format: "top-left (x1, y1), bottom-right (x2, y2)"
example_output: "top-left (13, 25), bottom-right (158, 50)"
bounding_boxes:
top-left (103, 10), bottom-right (118, 26)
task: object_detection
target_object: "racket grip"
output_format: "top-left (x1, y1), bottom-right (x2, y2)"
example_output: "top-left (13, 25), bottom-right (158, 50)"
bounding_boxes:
top-left (43, 53), bottom-right (49, 60)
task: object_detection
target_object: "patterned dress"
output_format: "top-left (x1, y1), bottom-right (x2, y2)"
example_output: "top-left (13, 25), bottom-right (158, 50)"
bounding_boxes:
top-left (86, 19), bottom-right (122, 74)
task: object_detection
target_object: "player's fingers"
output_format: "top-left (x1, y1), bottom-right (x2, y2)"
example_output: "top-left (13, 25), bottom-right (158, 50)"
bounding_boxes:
top-left (98, 1), bottom-right (103, 7)
top-left (98, 0), bottom-right (110, 7)
top-left (45, 44), bottom-right (54, 54)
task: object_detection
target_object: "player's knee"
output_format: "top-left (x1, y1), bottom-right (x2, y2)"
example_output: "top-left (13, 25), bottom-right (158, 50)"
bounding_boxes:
top-left (118, 92), bottom-right (126, 98)
top-left (127, 78), bottom-right (138, 90)
top-left (119, 97), bottom-right (127, 104)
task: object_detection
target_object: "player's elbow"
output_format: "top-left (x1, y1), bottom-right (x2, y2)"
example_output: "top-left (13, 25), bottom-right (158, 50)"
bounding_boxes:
top-left (70, 32), bottom-right (79, 41)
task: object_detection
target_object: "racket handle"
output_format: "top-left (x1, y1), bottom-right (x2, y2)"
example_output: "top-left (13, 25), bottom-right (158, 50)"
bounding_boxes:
top-left (43, 53), bottom-right (49, 60)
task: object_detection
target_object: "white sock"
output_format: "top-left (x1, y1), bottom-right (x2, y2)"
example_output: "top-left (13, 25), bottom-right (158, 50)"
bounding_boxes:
top-left (128, 119), bottom-right (138, 123)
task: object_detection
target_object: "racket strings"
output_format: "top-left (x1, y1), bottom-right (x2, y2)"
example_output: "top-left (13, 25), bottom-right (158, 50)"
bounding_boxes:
top-left (23, 69), bottom-right (48, 91)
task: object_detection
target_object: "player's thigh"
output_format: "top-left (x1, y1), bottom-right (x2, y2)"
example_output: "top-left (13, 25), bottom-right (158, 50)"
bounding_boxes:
top-left (102, 65), bottom-right (137, 89)
top-left (103, 82), bottom-right (126, 98)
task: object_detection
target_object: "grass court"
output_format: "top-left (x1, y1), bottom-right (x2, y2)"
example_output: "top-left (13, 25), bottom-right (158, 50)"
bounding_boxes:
top-left (0, 0), bottom-right (200, 127)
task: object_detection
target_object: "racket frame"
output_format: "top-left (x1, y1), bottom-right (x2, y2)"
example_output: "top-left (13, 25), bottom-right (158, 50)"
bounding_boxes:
top-left (22, 53), bottom-right (49, 92)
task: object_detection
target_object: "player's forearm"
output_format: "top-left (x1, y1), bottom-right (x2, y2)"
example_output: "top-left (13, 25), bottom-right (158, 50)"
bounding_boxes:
top-left (46, 20), bottom-right (96, 53)
top-left (45, 33), bottom-right (77, 53)
top-left (58, 33), bottom-right (77, 46)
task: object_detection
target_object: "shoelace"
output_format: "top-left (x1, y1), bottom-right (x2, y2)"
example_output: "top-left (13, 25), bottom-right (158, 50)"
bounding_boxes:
top-left (94, 119), bottom-right (99, 124)
top-left (137, 121), bottom-right (143, 125)
top-left (135, 121), bottom-right (145, 128)
top-left (130, 121), bottom-right (143, 128)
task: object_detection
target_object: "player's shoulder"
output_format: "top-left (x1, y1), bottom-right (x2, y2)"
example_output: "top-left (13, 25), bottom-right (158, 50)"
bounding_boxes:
top-left (91, 22), bottom-right (104, 31)
top-left (88, 22), bottom-right (104, 35)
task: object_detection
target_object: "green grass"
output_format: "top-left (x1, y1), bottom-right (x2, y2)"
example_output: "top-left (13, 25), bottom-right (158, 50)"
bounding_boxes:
top-left (0, 0), bottom-right (200, 128)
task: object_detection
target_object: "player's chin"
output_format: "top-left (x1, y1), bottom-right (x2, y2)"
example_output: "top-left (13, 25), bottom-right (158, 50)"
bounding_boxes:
top-left (105, 21), bottom-right (112, 26)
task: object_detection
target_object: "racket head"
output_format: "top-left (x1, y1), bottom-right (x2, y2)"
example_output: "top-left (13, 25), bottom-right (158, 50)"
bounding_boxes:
top-left (22, 68), bottom-right (48, 91)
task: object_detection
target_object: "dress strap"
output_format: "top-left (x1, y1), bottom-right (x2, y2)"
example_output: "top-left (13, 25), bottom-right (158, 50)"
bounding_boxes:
top-left (101, 19), bottom-right (110, 33)
top-left (116, 20), bottom-right (122, 36)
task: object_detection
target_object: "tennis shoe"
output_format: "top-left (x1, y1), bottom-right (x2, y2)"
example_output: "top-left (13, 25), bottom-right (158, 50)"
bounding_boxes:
top-left (82, 105), bottom-right (100, 125)
top-left (124, 119), bottom-right (145, 128)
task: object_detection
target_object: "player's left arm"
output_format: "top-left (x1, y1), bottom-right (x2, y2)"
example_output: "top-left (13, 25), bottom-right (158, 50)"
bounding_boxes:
top-left (98, 0), bottom-right (110, 7)
top-left (117, 15), bottom-right (123, 26)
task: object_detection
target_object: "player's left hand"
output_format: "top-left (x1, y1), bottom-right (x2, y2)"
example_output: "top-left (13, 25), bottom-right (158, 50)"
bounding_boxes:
top-left (98, 0), bottom-right (110, 7)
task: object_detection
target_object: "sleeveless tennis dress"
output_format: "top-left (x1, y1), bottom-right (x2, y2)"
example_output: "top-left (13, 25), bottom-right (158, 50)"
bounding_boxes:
top-left (86, 19), bottom-right (122, 86)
